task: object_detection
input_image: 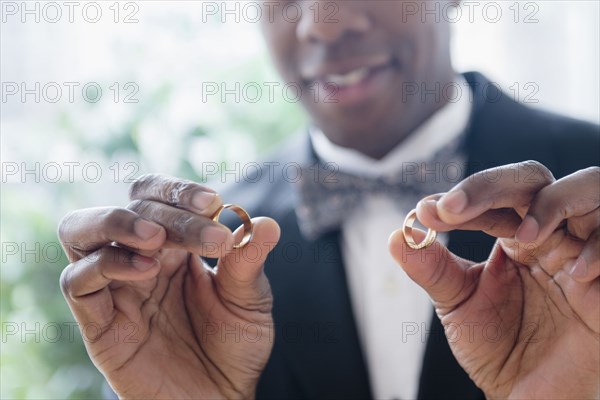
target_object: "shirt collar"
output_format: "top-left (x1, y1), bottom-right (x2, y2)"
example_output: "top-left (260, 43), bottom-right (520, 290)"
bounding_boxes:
top-left (310, 75), bottom-right (472, 178)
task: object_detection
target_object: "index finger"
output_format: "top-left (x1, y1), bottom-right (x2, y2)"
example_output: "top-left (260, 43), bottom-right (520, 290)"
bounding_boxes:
top-left (416, 194), bottom-right (523, 238)
top-left (436, 161), bottom-right (555, 225)
top-left (129, 173), bottom-right (223, 216)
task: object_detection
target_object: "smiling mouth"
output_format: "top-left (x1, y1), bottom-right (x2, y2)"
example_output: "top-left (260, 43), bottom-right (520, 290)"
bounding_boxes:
top-left (320, 62), bottom-right (394, 88)
top-left (300, 58), bottom-right (398, 106)
top-left (324, 67), bottom-right (372, 87)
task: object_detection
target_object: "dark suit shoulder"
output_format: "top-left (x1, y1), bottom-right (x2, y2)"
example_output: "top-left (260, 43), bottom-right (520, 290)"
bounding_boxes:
top-left (464, 72), bottom-right (600, 178)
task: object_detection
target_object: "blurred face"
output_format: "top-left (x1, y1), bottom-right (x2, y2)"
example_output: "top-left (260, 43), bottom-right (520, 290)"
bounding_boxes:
top-left (261, 0), bottom-right (455, 159)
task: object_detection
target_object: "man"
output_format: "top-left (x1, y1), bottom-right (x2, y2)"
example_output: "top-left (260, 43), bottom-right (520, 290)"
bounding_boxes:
top-left (58, 1), bottom-right (599, 399)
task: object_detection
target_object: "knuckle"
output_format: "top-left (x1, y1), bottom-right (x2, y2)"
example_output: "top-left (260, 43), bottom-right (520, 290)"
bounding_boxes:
top-left (537, 189), bottom-right (570, 218)
top-left (57, 210), bottom-right (77, 242)
top-left (253, 278), bottom-right (274, 313)
top-left (558, 201), bottom-right (573, 220)
top-left (129, 173), bottom-right (162, 200)
top-left (537, 166), bottom-right (600, 220)
top-left (59, 264), bottom-right (75, 297)
top-left (130, 173), bottom-right (210, 207)
top-left (567, 214), bottom-right (598, 240)
top-left (523, 160), bottom-right (555, 184)
top-left (587, 166), bottom-right (600, 174)
top-left (583, 167), bottom-right (600, 194)
top-left (244, 292), bottom-right (274, 315)
top-left (102, 207), bottom-right (135, 233)
top-left (168, 212), bottom-right (196, 242)
top-left (222, 275), bottom-right (274, 315)
top-left (163, 180), bottom-right (195, 206)
top-left (126, 199), bottom-right (150, 215)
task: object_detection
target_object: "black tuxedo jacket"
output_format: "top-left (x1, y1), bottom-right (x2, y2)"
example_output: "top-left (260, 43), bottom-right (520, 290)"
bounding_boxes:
top-left (218, 72), bottom-right (599, 400)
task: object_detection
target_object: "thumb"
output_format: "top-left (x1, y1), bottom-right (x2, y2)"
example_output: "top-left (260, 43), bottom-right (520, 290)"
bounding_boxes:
top-left (388, 227), bottom-right (480, 312)
top-left (216, 217), bottom-right (281, 302)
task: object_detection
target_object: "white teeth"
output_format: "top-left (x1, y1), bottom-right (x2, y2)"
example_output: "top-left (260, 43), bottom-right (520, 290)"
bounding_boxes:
top-left (325, 67), bottom-right (370, 87)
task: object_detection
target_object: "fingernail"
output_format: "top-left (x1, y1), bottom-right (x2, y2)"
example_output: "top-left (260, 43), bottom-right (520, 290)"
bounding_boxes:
top-left (134, 219), bottom-right (162, 240)
top-left (421, 199), bottom-right (438, 209)
top-left (516, 215), bottom-right (539, 242)
top-left (132, 255), bottom-right (157, 271)
top-left (192, 191), bottom-right (217, 210)
top-left (438, 190), bottom-right (468, 214)
top-left (570, 256), bottom-right (588, 280)
top-left (202, 225), bottom-right (230, 246)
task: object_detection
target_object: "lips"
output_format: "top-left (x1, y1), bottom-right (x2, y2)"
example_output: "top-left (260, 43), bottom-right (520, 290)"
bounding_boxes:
top-left (300, 55), bottom-right (392, 83)
top-left (319, 61), bottom-right (395, 89)
top-left (323, 67), bottom-right (371, 88)
top-left (301, 57), bottom-right (397, 106)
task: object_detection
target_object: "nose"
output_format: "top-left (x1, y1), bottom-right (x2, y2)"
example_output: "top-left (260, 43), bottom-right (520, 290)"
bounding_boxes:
top-left (296, 0), bottom-right (372, 44)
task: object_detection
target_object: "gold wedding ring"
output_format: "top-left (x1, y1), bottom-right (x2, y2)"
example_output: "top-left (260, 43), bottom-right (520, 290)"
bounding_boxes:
top-left (402, 209), bottom-right (437, 250)
top-left (212, 204), bottom-right (253, 249)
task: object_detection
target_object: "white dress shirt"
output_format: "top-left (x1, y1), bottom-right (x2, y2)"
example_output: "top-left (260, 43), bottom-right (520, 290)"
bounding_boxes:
top-left (309, 76), bottom-right (472, 400)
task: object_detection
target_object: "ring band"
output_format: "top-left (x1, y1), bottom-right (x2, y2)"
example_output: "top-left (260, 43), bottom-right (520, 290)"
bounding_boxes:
top-left (212, 204), bottom-right (253, 249)
top-left (402, 209), bottom-right (437, 250)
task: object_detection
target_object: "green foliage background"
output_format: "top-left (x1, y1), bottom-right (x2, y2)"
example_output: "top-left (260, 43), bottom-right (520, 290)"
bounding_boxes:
top-left (1, 5), bottom-right (306, 398)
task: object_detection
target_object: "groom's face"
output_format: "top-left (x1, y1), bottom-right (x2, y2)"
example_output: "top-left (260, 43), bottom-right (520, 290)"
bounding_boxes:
top-left (261, 0), bottom-right (455, 158)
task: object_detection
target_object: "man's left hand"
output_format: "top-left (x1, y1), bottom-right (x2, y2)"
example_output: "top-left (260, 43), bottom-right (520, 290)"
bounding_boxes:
top-left (389, 161), bottom-right (599, 399)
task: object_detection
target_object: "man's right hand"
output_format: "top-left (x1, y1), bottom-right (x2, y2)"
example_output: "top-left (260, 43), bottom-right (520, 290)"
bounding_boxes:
top-left (58, 174), bottom-right (281, 399)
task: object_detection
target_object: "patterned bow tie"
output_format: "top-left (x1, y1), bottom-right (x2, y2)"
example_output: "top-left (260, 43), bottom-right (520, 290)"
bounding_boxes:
top-left (294, 139), bottom-right (466, 240)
